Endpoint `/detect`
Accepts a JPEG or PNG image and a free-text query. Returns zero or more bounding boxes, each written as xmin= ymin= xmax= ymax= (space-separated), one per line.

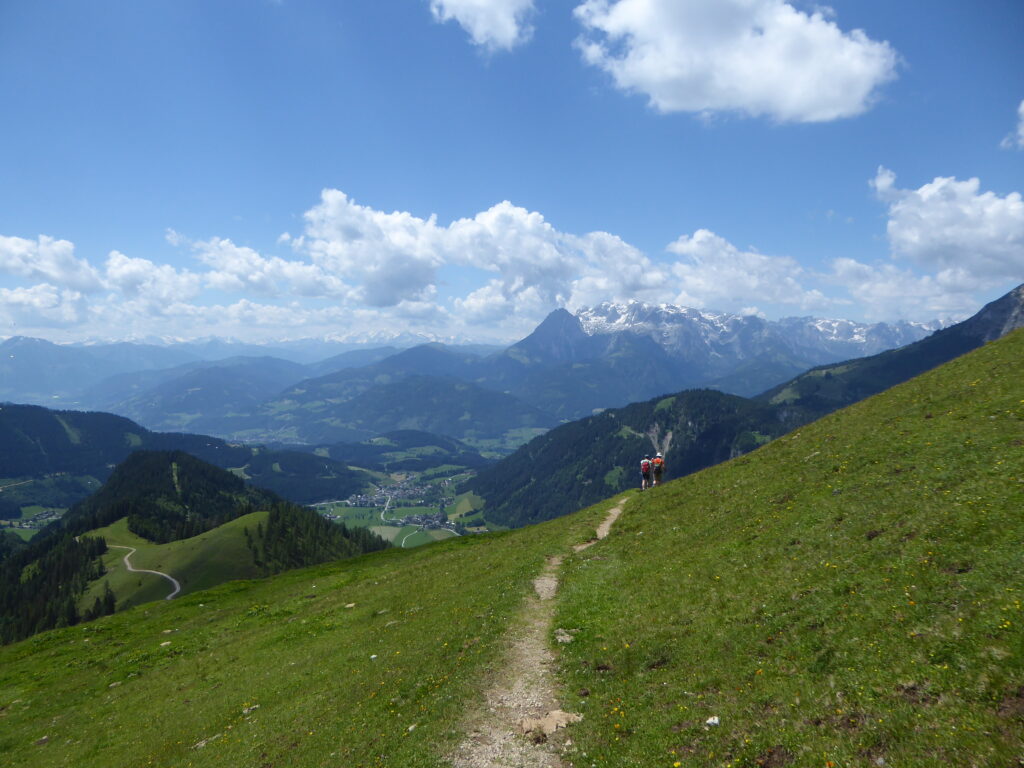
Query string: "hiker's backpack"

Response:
xmin=640 ymin=459 xmax=652 ymax=473
xmin=652 ymin=456 xmax=664 ymax=472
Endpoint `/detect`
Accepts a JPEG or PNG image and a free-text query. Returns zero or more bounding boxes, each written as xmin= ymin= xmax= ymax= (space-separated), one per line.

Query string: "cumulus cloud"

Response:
xmin=665 ymin=229 xmax=830 ymax=312
xmin=104 ymin=251 xmax=203 ymax=306
xmin=830 ymin=258 xmax=984 ymax=322
xmin=0 ymin=284 xmax=85 ymax=328
xmin=299 ymin=192 xmax=667 ymax=331
xmin=191 ymin=236 xmax=349 ymax=298
xmin=566 ymin=230 xmax=666 ymax=308
xmin=303 ymin=190 xmax=445 ymax=307
xmin=446 ymin=201 xmax=581 ymax=315
xmin=573 ymin=0 xmax=898 ymax=122
xmin=871 ymin=167 xmax=1024 ymax=281
xmin=7 ymin=172 xmax=1020 ymax=343
xmin=429 ymin=0 xmax=536 ymax=51
xmin=0 ymin=235 xmax=103 ymax=292
xmin=1000 ymin=99 xmax=1024 ymax=150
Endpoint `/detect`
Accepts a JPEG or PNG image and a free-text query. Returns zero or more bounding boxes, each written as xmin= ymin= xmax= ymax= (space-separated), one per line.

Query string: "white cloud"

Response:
xmin=665 ymin=229 xmax=830 ymax=311
xmin=830 ymin=258 xmax=984 ymax=322
xmin=303 ymin=190 xmax=445 ymax=307
xmin=429 ymin=0 xmax=536 ymax=51
xmin=0 ymin=235 xmax=103 ymax=292
xmin=6 ymin=173 xmax=1020 ymax=343
xmin=300 ymin=193 xmax=673 ymax=331
xmin=446 ymin=201 xmax=580 ymax=311
xmin=104 ymin=251 xmax=203 ymax=306
xmin=0 ymin=284 xmax=85 ymax=328
xmin=573 ymin=0 xmax=898 ymax=122
xmin=1000 ymin=99 xmax=1024 ymax=150
xmin=871 ymin=167 xmax=1024 ymax=281
xmin=191 ymin=237 xmax=349 ymax=298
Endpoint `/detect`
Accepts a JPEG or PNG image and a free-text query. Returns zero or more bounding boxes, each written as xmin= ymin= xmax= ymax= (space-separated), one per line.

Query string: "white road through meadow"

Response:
xmin=108 ymin=545 xmax=181 ymax=600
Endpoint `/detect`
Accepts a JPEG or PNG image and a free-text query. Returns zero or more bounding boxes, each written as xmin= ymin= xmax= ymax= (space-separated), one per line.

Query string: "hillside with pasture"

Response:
xmin=0 ymin=451 xmax=387 ymax=644
xmin=0 ymin=326 xmax=1019 ymax=767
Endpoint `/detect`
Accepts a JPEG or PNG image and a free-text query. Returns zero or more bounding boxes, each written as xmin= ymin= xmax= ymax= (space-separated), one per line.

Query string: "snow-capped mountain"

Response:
xmin=569 ymin=301 xmax=940 ymax=395
xmin=578 ymin=302 xmax=935 ymax=362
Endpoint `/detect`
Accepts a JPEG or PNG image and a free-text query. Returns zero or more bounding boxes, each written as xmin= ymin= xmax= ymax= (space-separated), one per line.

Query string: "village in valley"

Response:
xmin=312 ymin=471 xmax=487 ymax=548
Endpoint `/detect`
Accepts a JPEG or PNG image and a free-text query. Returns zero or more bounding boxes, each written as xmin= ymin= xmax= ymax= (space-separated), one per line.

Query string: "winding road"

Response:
xmin=108 ymin=545 xmax=181 ymax=600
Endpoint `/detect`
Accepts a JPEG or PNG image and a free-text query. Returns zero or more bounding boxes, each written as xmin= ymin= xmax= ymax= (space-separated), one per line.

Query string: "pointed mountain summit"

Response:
xmin=505 ymin=308 xmax=598 ymax=365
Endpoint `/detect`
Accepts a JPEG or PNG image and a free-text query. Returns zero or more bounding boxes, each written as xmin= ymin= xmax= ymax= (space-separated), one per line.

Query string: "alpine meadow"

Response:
xmin=2 ymin=2 xmax=1023 ymax=767
xmin=1 ymin=326 xmax=1021 ymax=767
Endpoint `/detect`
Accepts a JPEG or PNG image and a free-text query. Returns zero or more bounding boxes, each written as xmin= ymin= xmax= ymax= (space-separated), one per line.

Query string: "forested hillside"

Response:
xmin=314 ymin=429 xmax=491 ymax=473
xmin=0 ymin=451 xmax=387 ymax=644
xmin=253 ymin=372 xmax=557 ymax=446
xmin=0 ymin=530 xmax=26 ymax=561
xmin=0 ymin=404 xmax=371 ymax=511
xmin=467 ymin=389 xmax=787 ymax=528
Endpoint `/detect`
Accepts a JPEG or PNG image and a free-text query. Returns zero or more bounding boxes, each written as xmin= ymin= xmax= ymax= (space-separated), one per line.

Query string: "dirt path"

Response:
xmin=108 ymin=545 xmax=182 ymax=600
xmin=449 ymin=497 xmax=628 ymax=768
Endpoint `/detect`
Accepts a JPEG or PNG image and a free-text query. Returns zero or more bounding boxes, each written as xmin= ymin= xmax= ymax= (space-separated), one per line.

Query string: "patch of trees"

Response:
xmin=64 ymin=450 xmax=275 ymax=544
xmin=0 ymin=529 xmax=27 ymax=561
xmin=0 ymin=497 xmax=21 ymax=520
xmin=0 ymin=534 xmax=110 ymax=644
xmin=245 ymin=503 xmax=389 ymax=576
xmin=241 ymin=451 xmax=370 ymax=504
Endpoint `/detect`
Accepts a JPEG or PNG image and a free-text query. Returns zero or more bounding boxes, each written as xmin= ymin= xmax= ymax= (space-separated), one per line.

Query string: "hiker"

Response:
xmin=652 ymin=452 xmax=665 ymax=486
xmin=640 ymin=455 xmax=652 ymax=490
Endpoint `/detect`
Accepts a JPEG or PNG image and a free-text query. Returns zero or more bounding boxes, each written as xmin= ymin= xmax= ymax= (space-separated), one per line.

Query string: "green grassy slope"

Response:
xmin=80 ymin=513 xmax=270 ymax=611
xmin=0 ymin=499 xmax=609 ymax=768
xmin=1 ymin=330 xmax=1020 ymax=768
xmin=554 ymin=329 xmax=1023 ymax=766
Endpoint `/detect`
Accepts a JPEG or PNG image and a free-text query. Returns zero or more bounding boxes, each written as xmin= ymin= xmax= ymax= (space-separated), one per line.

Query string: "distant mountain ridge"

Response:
xmin=573 ymin=301 xmax=938 ymax=394
xmin=469 ymin=283 xmax=1024 ymax=527
xmin=0 ymin=404 xmax=373 ymax=509
xmin=757 ymin=283 xmax=1024 ymax=419
xmin=578 ymin=301 xmax=935 ymax=352
xmin=1 ymin=301 xmax=943 ymax=449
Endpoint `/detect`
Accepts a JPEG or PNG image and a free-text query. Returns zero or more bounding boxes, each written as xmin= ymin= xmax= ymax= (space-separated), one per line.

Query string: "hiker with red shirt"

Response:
xmin=640 ymin=455 xmax=652 ymax=490
xmin=651 ymin=452 xmax=665 ymax=486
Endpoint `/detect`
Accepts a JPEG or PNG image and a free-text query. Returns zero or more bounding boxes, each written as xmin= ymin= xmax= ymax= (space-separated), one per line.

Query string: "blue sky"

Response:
xmin=1 ymin=0 xmax=1022 ymax=343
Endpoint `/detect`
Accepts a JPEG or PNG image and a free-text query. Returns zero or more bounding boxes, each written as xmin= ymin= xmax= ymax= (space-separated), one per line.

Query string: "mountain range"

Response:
xmin=0 ymin=303 xmax=939 ymax=451
xmin=468 ymin=284 xmax=1024 ymax=526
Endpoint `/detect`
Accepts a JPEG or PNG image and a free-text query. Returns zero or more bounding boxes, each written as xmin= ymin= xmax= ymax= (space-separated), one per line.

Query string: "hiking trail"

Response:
xmin=450 ymin=497 xmax=628 ymax=768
